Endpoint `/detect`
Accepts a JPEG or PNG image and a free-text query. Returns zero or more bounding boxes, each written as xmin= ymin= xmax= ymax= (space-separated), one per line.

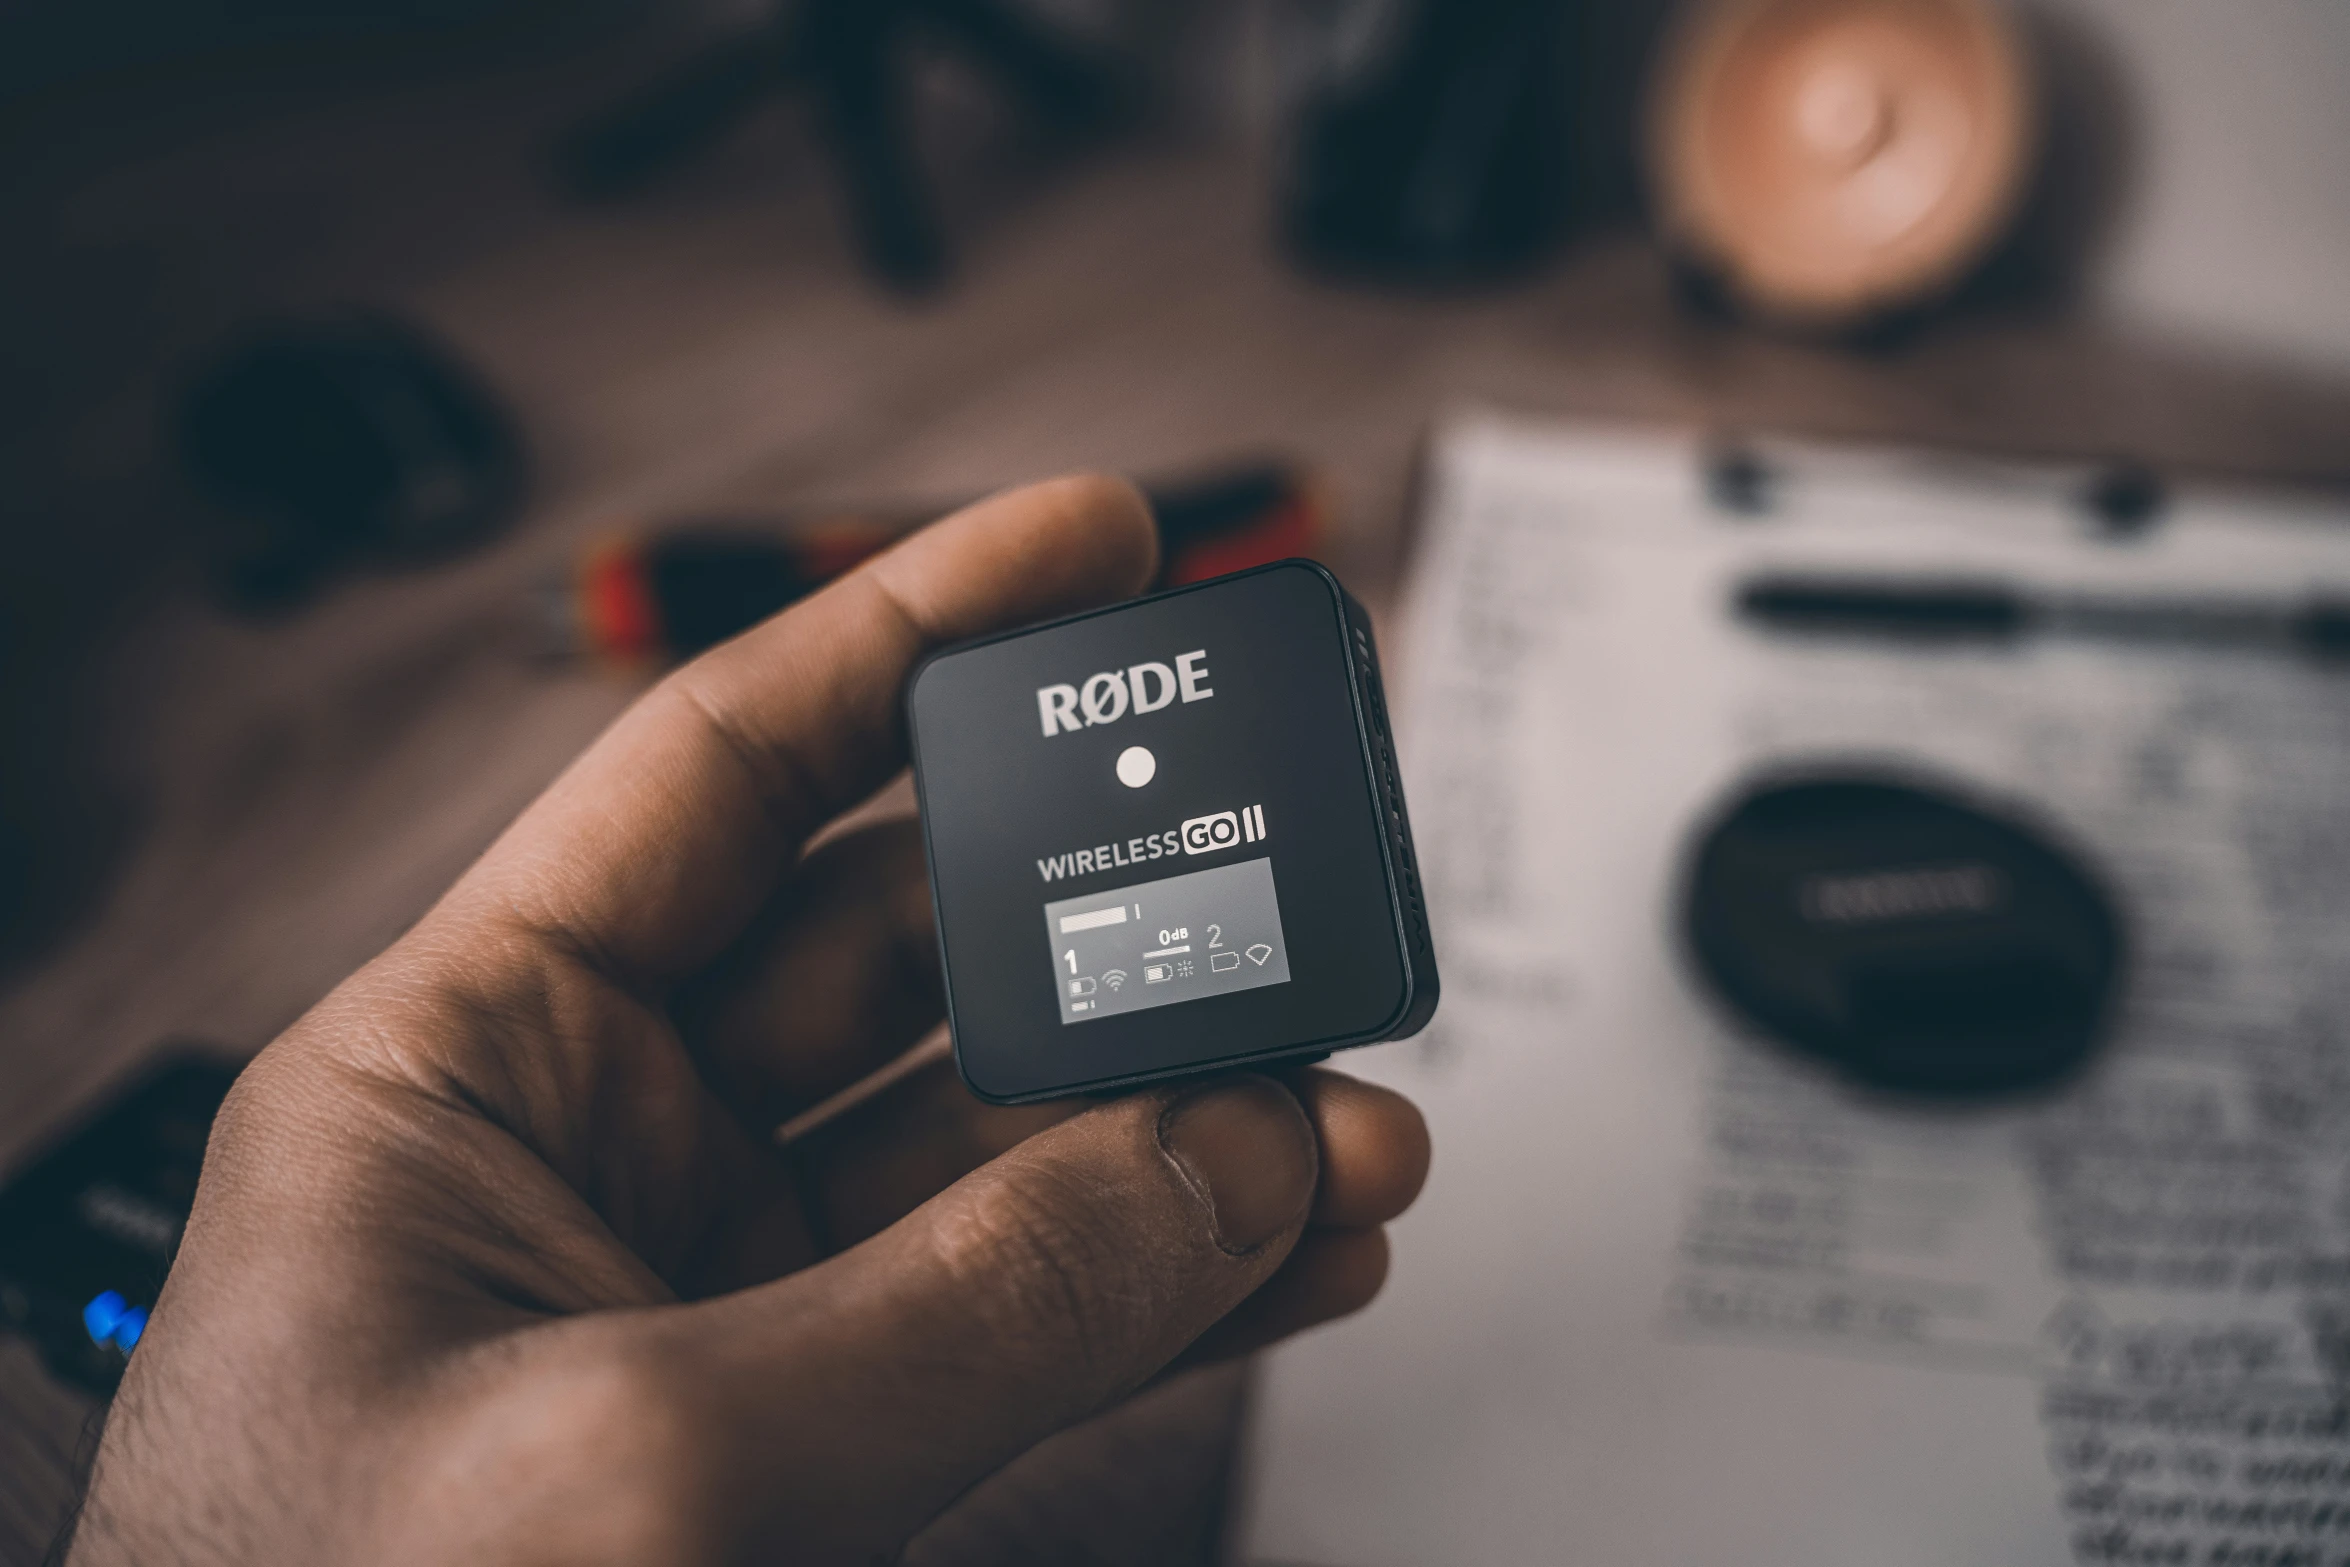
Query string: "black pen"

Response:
xmin=1735 ymin=575 xmax=2350 ymax=659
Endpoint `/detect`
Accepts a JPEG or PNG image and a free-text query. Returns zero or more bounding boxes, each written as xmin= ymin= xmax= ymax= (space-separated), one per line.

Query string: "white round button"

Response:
xmin=1115 ymin=745 xmax=1156 ymax=788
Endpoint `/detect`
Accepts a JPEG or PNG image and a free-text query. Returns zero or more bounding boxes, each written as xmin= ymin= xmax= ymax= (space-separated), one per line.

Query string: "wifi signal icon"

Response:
xmin=1102 ymin=970 xmax=1128 ymax=992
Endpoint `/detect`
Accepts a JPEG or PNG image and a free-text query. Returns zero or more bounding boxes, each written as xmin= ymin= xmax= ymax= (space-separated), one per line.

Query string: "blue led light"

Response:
xmin=83 ymin=1290 xmax=128 ymax=1346
xmin=81 ymin=1291 xmax=148 ymax=1353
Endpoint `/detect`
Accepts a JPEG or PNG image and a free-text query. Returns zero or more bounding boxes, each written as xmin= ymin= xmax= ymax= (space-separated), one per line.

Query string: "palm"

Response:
xmin=381 ymin=816 xmax=1057 ymax=1323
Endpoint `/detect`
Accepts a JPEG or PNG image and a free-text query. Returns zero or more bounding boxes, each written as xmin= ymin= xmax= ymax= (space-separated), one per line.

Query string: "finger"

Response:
xmin=683 ymin=818 xmax=944 ymax=1127
xmin=444 ymin=476 xmax=1156 ymax=984
xmin=791 ymin=1053 xmax=1081 ymax=1250
xmin=668 ymin=1075 xmax=1318 ymax=1559
xmin=785 ymin=1065 xmax=1413 ymax=1357
xmin=793 ymin=1060 xmax=1429 ymax=1258
xmin=1288 ymin=1068 xmax=1431 ymax=1228
xmin=1169 ymin=1226 xmax=1391 ymax=1369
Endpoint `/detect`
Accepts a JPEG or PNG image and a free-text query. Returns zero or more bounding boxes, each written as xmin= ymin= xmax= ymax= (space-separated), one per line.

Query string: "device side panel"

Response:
xmin=1339 ymin=590 xmax=1440 ymax=1039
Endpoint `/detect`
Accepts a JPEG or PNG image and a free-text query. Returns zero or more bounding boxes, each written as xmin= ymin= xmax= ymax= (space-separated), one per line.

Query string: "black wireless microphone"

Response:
xmin=909 ymin=561 xmax=1438 ymax=1103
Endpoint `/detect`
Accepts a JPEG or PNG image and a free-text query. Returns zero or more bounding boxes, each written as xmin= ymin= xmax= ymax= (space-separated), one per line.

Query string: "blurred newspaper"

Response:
xmin=1241 ymin=413 xmax=2350 ymax=1567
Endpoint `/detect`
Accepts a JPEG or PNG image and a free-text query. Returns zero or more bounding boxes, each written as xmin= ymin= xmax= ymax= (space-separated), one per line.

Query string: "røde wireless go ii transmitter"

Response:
xmin=909 ymin=560 xmax=1439 ymax=1103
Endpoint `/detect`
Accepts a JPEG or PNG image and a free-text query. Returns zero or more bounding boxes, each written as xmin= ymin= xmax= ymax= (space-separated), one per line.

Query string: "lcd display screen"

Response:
xmin=1043 ymin=857 xmax=1292 ymax=1024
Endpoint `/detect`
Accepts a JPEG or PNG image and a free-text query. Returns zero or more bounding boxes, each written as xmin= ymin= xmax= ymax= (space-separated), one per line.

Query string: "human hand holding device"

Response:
xmin=68 ymin=477 xmax=1429 ymax=1565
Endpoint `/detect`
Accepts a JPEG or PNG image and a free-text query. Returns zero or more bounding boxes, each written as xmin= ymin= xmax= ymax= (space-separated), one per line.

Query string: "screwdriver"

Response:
xmin=545 ymin=460 xmax=1328 ymax=666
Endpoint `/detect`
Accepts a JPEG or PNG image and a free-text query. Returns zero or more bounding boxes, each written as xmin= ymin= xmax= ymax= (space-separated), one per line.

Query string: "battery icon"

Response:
xmin=1143 ymin=963 xmax=1173 ymax=984
xmin=1210 ymin=950 xmax=1241 ymax=972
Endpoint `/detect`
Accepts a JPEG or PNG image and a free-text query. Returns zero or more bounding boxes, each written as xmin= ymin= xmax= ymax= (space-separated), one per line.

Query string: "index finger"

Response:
xmin=444 ymin=475 xmax=1156 ymax=984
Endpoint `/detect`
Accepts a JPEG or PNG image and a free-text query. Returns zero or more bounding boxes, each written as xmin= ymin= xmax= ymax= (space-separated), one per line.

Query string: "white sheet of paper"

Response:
xmin=1239 ymin=414 xmax=2350 ymax=1567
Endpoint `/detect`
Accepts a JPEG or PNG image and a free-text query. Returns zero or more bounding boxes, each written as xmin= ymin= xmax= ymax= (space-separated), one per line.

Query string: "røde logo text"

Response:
xmin=1037 ymin=650 xmax=1212 ymax=737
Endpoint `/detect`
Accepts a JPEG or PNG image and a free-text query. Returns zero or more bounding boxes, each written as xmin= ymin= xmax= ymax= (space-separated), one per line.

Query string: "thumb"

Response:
xmin=681 ymin=1075 xmax=1317 ymax=1558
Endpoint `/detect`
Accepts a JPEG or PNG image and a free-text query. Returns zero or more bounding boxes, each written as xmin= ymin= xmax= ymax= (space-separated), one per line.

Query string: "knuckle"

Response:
xmin=931 ymin=1168 xmax=1157 ymax=1382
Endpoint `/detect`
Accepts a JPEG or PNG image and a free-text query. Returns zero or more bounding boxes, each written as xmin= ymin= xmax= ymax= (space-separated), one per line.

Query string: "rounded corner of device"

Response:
xmin=1360 ymin=964 xmax=1434 ymax=1044
xmin=1383 ymin=969 xmax=1441 ymax=1042
xmin=948 ymin=1036 xmax=1026 ymax=1107
xmin=1260 ymin=555 xmax=1349 ymax=601
xmin=904 ymin=642 xmax=961 ymax=713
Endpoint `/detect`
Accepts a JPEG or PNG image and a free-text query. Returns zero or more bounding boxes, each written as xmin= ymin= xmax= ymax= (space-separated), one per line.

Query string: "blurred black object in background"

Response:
xmin=177 ymin=310 xmax=526 ymax=614
xmin=1736 ymin=574 xmax=2350 ymax=658
xmin=554 ymin=0 xmax=1123 ymax=291
xmin=0 ymin=0 xmax=585 ymax=112
xmin=0 ymin=1054 xmax=236 ymax=1396
xmin=1282 ymin=0 xmax=1574 ymax=286
xmin=1683 ymin=773 xmax=2124 ymax=1097
xmin=2079 ymin=461 xmax=2164 ymax=534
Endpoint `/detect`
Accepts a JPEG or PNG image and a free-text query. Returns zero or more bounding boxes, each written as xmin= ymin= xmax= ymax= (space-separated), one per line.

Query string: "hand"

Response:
xmin=70 ymin=477 xmax=1430 ymax=1566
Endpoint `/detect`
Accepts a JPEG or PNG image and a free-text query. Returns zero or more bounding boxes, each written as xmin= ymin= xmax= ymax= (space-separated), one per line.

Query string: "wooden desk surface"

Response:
xmin=4 ymin=86 xmax=2347 ymax=1561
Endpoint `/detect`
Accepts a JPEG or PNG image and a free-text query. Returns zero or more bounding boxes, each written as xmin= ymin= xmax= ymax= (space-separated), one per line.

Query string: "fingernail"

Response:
xmin=1158 ymin=1076 xmax=1317 ymax=1253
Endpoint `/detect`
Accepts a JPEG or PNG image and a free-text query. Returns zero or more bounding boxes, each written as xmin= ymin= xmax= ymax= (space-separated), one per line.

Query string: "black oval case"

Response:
xmin=1682 ymin=772 xmax=2124 ymax=1097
